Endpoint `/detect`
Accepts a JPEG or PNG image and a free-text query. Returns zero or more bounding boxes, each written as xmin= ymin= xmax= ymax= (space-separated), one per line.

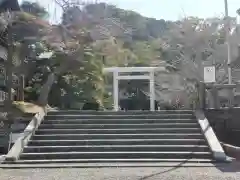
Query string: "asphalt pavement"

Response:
xmin=1 ymin=162 xmax=240 ymax=180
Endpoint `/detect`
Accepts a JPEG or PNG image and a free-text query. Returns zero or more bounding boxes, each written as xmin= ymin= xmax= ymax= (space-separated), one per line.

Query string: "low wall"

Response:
xmin=205 ymin=108 xmax=240 ymax=146
xmin=0 ymin=114 xmax=32 ymax=153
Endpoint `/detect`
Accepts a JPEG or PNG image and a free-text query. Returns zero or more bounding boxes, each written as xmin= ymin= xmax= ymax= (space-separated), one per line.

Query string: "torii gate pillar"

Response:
xmin=104 ymin=67 xmax=159 ymax=111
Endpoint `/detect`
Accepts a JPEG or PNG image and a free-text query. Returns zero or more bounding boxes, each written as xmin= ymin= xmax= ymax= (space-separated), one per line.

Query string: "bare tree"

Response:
xmin=36 ymin=0 xmax=132 ymax=106
xmin=161 ymin=17 xmax=240 ymax=83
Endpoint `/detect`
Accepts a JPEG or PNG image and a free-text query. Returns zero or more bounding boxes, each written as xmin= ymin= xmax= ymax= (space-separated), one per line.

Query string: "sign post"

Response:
xmin=204 ymin=66 xmax=216 ymax=83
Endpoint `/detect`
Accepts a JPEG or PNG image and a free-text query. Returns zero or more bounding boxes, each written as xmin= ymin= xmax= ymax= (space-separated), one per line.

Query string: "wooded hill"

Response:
xmin=0 ymin=1 xmax=240 ymax=109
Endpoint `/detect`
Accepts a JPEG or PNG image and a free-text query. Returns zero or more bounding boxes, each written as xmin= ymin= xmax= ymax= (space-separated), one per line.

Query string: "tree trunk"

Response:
xmin=37 ymin=62 xmax=69 ymax=106
xmin=37 ymin=73 xmax=55 ymax=106
xmin=6 ymin=24 xmax=13 ymax=111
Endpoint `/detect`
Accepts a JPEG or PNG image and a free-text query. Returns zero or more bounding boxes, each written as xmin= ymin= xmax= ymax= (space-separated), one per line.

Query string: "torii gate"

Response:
xmin=104 ymin=67 xmax=164 ymax=111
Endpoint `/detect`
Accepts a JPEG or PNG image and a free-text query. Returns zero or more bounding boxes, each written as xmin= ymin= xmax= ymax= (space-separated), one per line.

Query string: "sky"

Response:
xmin=18 ymin=0 xmax=240 ymax=24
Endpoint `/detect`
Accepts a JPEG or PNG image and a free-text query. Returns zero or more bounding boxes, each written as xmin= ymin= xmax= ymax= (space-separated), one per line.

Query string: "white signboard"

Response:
xmin=204 ymin=66 xmax=216 ymax=83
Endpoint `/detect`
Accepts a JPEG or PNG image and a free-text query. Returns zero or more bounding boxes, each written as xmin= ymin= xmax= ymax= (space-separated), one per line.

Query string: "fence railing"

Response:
xmin=197 ymin=82 xmax=238 ymax=110
xmin=0 ymin=90 xmax=7 ymax=103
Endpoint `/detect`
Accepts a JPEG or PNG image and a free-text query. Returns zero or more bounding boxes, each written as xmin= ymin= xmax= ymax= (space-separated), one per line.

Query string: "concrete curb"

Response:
xmin=4 ymin=108 xmax=47 ymax=161
xmin=195 ymin=110 xmax=227 ymax=161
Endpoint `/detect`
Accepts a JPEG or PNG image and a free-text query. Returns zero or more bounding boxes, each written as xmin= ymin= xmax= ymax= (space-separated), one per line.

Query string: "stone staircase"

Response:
xmin=2 ymin=110 xmax=218 ymax=167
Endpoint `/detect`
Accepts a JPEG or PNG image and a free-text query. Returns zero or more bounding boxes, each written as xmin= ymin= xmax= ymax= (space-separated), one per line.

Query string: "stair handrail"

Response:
xmin=195 ymin=110 xmax=227 ymax=161
xmin=4 ymin=107 xmax=47 ymax=161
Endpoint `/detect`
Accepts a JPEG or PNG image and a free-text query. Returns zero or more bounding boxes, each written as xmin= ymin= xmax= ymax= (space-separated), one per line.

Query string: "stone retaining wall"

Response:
xmin=205 ymin=108 xmax=240 ymax=146
xmin=0 ymin=115 xmax=32 ymax=153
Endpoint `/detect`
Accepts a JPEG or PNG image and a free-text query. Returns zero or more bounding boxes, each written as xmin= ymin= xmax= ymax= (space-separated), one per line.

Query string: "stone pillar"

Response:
xmin=19 ymin=75 xmax=24 ymax=101
xmin=150 ymin=71 xmax=155 ymax=111
xmin=228 ymin=88 xmax=234 ymax=108
xmin=113 ymin=71 xmax=119 ymax=111
xmin=199 ymin=81 xmax=206 ymax=110
xmin=212 ymin=86 xmax=220 ymax=109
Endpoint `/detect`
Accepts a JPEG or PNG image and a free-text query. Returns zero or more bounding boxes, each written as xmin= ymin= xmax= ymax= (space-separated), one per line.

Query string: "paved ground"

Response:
xmin=1 ymin=162 xmax=240 ymax=180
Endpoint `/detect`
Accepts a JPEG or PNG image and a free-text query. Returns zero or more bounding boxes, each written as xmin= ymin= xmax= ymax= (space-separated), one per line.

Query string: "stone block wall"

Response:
xmin=0 ymin=114 xmax=32 ymax=153
xmin=205 ymin=108 xmax=240 ymax=146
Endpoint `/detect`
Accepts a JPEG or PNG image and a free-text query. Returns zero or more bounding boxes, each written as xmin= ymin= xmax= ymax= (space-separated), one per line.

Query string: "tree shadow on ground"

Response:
xmin=137 ymin=161 xmax=198 ymax=180
xmin=137 ymin=161 xmax=240 ymax=180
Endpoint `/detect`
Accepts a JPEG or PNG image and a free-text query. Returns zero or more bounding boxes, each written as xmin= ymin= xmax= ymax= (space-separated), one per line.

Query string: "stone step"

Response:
xmin=44 ymin=114 xmax=195 ymax=120
xmin=48 ymin=110 xmax=194 ymax=115
xmin=20 ymin=151 xmax=212 ymax=160
xmin=32 ymin=133 xmax=204 ymax=140
xmin=5 ymin=158 xmax=214 ymax=164
xmin=35 ymin=128 xmax=201 ymax=135
xmin=28 ymin=139 xmax=207 ymax=146
xmin=42 ymin=119 xmax=196 ymax=124
xmin=23 ymin=145 xmax=210 ymax=153
xmin=0 ymin=162 xmax=219 ymax=168
xmin=39 ymin=123 xmax=199 ymax=129
xmin=5 ymin=110 xmax=215 ymax=166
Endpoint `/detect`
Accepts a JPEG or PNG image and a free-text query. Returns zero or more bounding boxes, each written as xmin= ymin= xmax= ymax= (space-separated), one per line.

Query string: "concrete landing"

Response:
xmin=1 ymin=162 xmax=240 ymax=180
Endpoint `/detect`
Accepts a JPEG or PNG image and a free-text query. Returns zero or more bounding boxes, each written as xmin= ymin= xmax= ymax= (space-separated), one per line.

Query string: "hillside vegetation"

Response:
xmin=0 ymin=1 xmax=240 ymax=110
